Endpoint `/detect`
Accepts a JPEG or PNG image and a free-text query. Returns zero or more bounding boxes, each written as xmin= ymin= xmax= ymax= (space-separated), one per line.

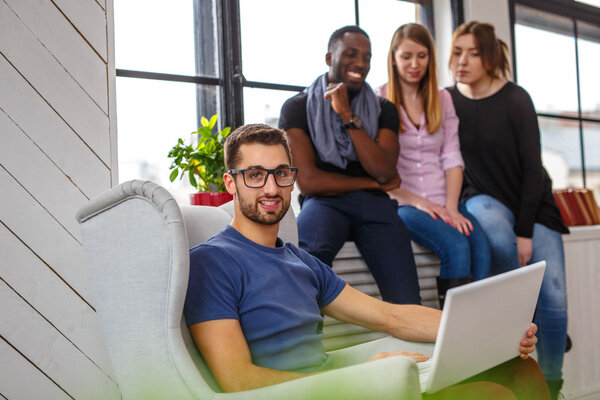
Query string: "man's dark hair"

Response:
xmin=224 ymin=124 xmax=292 ymax=170
xmin=327 ymin=25 xmax=370 ymax=53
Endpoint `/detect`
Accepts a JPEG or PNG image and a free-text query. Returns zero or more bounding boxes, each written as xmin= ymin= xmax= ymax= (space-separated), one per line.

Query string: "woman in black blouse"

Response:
xmin=447 ymin=21 xmax=568 ymax=399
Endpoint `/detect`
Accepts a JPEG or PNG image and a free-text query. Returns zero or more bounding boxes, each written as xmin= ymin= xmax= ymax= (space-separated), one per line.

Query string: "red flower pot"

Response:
xmin=190 ymin=192 xmax=233 ymax=207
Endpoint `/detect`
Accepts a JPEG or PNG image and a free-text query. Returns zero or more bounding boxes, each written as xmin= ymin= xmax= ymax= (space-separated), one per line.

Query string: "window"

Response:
xmin=238 ymin=0 xmax=421 ymax=128
xmin=114 ymin=0 xmax=428 ymax=204
xmin=513 ymin=1 xmax=600 ymax=200
xmin=114 ymin=0 xmax=221 ymax=203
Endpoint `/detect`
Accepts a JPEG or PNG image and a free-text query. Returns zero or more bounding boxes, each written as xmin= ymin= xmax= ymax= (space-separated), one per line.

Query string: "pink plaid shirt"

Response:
xmin=376 ymin=86 xmax=464 ymax=206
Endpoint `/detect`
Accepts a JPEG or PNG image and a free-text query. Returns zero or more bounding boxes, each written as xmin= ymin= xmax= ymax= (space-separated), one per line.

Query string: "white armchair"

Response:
xmin=76 ymin=180 xmax=431 ymax=400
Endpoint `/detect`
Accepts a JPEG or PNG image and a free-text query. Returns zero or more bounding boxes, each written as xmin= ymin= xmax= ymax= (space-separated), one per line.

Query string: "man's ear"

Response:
xmin=325 ymin=52 xmax=332 ymax=67
xmin=224 ymin=172 xmax=237 ymax=195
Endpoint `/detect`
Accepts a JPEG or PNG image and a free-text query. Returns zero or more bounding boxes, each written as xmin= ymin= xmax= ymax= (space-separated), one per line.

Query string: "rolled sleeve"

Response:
xmin=439 ymin=89 xmax=464 ymax=171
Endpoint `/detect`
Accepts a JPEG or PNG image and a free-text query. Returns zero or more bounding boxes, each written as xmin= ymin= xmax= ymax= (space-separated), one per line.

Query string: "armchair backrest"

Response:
xmin=76 ymin=180 xmax=223 ymax=399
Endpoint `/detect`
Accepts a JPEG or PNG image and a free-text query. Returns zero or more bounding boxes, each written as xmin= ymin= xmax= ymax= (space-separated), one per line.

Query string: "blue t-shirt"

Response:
xmin=184 ymin=225 xmax=346 ymax=372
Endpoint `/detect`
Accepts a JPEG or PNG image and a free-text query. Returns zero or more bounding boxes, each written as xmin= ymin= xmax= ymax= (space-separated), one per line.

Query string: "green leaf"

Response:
xmin=201 ymin=116 xmax=209 ymax=127
xmin=169 ymin=169 xmax=178 ymax=182
xmin=209 ymin=114 xmax=218 ymax=129
xmin=189 ymin=173 xmax=198 ymax=189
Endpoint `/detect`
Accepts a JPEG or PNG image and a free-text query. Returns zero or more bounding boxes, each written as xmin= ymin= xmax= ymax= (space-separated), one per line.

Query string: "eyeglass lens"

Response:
xmin=243 ymin=168 xmax=296 ymax=188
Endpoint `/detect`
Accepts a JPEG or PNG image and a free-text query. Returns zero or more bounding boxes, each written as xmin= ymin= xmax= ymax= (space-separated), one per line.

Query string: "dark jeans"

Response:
xmin=424 ymin=357 xmax=550 ymax=400
xmin=297 ymin=191 xmax=421 ymax=304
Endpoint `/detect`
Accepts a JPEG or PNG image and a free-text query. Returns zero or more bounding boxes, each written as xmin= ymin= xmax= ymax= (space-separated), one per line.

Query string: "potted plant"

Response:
xmin=168 ymin=114 xmax=233 ymax=206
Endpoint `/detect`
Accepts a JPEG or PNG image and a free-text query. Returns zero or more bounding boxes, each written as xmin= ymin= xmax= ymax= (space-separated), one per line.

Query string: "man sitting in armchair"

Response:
xmin=183 ymin=123 xmax=549 ymax=399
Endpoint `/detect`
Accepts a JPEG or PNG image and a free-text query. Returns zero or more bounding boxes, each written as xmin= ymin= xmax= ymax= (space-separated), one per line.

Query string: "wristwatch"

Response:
xmin=343 ymin=114 xmax=362 ymax=130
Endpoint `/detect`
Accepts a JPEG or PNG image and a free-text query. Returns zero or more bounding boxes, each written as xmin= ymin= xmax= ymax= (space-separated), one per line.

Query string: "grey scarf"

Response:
xmin=305 ymin=73 xmax=381 ymax=169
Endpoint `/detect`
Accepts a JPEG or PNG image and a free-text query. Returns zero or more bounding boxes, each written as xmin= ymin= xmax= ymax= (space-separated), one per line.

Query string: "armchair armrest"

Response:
xmin=216 ymin=355 xmax=421 ymax=400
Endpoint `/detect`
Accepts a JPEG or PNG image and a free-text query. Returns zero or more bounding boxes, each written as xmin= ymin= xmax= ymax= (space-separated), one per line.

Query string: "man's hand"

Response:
xmin=324 ymin=82 xmax=352 ymax=122
xmin=366 ymin=351 xmax=429 ymax=364
xmin=516 ymin=236 xmax=533 ymax=266
xmin=519 ymin=323 xmax=538 ymax=359
xmin=379 ymin=174 xmax=401 ymax=191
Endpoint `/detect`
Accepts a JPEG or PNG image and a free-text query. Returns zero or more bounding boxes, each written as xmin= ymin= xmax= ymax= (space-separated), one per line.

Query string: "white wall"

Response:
xmin=0 ymin=0 xmax=119 ymax=398
xmin=433 ymin=0 xmax=455 ymax=87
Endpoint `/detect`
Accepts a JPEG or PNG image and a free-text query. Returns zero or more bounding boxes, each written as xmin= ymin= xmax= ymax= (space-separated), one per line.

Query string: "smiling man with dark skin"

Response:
xmin=279 ymin=26 xmax=422 ymax=305
xmin=183 ymin=124 xmax=549 ymax=399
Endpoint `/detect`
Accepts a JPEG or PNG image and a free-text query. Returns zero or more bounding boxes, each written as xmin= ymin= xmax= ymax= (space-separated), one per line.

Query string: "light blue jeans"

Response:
xmin=397 ymin=203 xmax=491 ymax=281
xmin=466 ymin=194 xmax=568 ymax=381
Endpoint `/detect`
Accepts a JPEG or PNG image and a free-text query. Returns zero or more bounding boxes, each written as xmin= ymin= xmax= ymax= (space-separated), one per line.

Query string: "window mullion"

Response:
xmin=220 ymin=0 xmax=244 ymax=128
xmin=573 ymin=19 xmax=587 ymax=186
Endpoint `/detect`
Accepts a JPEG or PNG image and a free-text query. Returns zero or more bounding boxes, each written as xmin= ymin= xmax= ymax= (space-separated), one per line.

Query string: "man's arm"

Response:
xmin=189 ymin=319 xmax=309 ymax=392
xmin=286 ymin=127 xmax=382 ymax=197
xmin=325 ymin=82 xmax=399 ymax=183
xmin=321 ymin=284 xmax=440 ymax=342
xmin=322 ymin=285 xmax=539 ymax=358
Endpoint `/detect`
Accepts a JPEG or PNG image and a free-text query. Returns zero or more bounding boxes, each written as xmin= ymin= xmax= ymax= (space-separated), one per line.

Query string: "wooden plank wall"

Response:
xmin=0 ymin=0 xmax=119 ymax=398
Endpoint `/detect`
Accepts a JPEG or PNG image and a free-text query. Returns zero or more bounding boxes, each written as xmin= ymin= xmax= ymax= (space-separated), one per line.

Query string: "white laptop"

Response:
xmin=419 ymin=261 xmax=546 ymax=394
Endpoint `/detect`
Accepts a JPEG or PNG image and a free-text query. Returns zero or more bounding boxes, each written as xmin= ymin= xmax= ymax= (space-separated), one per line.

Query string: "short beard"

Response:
xmin=237 ymin=194 xmax=290 ymax=225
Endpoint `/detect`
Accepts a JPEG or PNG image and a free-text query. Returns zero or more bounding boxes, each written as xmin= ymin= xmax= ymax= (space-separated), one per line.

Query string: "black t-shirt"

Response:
xmin=278 ymin=92 xmax=400 ymax=179
xmin=447 ymin=82 xmax=567 ymax=236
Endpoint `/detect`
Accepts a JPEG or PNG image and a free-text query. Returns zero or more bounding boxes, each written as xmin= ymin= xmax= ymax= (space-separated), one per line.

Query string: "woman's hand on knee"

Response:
xmin=416 ymin=200 xmax=450 ymax=223
xmin=447 ymin=209 xmax=474 ymax=235
xmin=516 ymin=236 xmax=533 ymax=266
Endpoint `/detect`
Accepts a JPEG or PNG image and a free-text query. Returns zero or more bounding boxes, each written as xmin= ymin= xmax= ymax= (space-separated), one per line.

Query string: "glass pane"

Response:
xmin=539 ymin=117 xmax=584 ymax=189
xmin=359 ymin=0 xmax=417 ymax=89
xmin=114 ymin=0 xmax=196 ymax=76
xmin=243 ymin=87 xmax=300 ymax=126
xmin=583 ymin=122 xmax=600 ymax=200
xmin=515 ymin=22 xmax=579 ymax=115
xmin=116 ymin=77 xmax=216 ymax=205
xmin=577 ymin=21 xmax=600 ymax=119
xmin=239 ymin=0 xmax=355 ymax=87
xmin=575 ymin=0 xmax=600 ymax=7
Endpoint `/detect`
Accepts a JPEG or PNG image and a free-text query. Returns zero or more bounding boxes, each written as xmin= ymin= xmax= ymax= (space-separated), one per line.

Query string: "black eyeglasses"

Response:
xmin=228 ymin=167 xmax=298 ymax=188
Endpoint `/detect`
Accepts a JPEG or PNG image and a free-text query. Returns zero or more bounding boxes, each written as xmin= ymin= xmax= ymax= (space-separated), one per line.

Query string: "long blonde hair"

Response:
xmin=386 ymin=23 xmax=442 ymax=134
xmin=449 ymin=21 xmax=511 ymax=80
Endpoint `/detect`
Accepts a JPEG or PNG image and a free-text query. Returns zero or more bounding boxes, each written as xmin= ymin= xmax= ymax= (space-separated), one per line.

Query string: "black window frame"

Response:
xmin=116 ymin=0 xmax=434 ymax=131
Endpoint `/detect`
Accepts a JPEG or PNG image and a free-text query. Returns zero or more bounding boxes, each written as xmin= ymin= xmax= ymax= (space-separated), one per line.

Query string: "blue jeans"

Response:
xmin=397 ymin=203 xmax=491 ymax=281
xmin=466 ymin=194 xmax=568 ymax=381
xmin=297 ymin=191 xmax=421 ymax=304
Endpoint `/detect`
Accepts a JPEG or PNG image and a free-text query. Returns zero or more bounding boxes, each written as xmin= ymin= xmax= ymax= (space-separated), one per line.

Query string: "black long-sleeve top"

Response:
xmin=448 ymin=82 xmax=568 ymax=237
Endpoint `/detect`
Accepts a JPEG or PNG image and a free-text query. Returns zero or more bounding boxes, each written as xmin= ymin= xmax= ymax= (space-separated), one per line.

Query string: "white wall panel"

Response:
xmin=0 ymin=0 xmax=110 ymax=164
xmin=0 ymin=0 xmax=117 ymax=396
xmin=0 ymin=225 xmax=114 ymax=377
xmin=4 ymin=0 xmax=108 ymax=113
xmin=562 ymin=227 xmax=600 ymax=399
xmin=52 ymin=0 xmax=108 ymax=62
xmin=0 ymin=166 xmax=91 ymax=303
xmin=0 ymin=282 xmax=120 ymax=400
xmin=0 ymin=56 xmax=110 ymax=199
xmin=0 ymin=111 xmax=88 ymax=239
xmin=0 ymin=338 xmax=70 ymax=400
